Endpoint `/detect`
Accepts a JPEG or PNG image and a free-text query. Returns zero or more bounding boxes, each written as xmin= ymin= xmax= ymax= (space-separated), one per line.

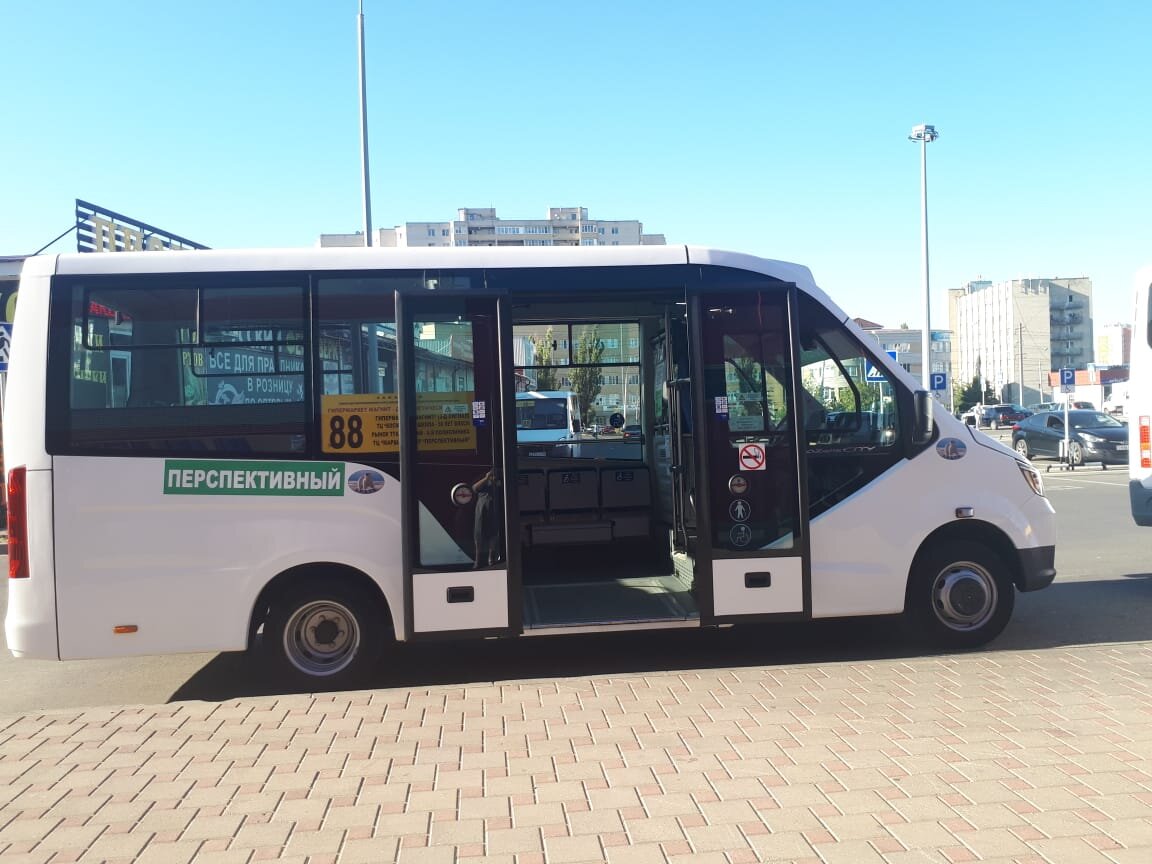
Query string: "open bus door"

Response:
xmin=397 ymin=281 xmax=521 ymax=639
xmin=688 ymin=282 xmax=811 ymax=623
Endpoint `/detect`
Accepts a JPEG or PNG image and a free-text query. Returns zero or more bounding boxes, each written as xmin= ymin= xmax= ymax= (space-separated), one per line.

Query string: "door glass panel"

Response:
xmin=315 ymin=277 xmax=405 ymax=459
xmin=700 ymin=291 xmax=799 ymax=552
xmin=409 ymin=300 xmax=504 ymax=570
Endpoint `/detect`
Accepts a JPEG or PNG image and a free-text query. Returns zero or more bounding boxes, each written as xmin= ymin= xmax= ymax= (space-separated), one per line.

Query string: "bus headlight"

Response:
xmin=1018 ymin=461 xmax=1045 ymax=497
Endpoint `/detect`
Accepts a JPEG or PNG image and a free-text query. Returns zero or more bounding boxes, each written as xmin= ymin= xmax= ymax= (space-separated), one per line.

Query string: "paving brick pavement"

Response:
xmin=0 ymin=642 xmax=1149 ymax=863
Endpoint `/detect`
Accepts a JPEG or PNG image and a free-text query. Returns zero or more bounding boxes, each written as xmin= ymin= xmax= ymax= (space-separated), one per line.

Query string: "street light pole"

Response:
xmin=358 ymin=1 xmax=373 ymax=247
xmin=909 ymin=124 xmax=939 ymax=391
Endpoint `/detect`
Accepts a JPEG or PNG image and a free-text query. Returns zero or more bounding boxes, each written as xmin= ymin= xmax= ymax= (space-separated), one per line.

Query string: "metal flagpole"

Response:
xmin=909 ymin=124 xmax=939 ymax=391
xmin=358 ymin=1 xmax=373 ymax=246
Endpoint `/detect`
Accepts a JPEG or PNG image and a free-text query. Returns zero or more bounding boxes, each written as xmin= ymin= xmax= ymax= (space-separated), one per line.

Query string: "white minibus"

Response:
xmin=4 ymin=246 xmax=1057 ymax=684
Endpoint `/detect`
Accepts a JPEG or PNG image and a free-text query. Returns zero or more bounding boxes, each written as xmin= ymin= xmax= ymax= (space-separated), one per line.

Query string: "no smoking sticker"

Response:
xmin=738 ymin=443 xmax=767 ymax=471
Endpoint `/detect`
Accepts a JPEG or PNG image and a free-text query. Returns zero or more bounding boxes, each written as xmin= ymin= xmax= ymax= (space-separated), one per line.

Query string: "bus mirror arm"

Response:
xmin=912 ymin=390 xmax=934 ymax=446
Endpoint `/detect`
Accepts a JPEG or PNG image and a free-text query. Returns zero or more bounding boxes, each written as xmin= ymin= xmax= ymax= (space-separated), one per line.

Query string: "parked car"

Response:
xmin=1011 ymin=410 xmax=1128 ymax=466
xmin=622 ymin=423 xmax=643 ymax=441
xmin=1027 ymin=402 xmax=1061 ymax=413
xmin=975 ymin=404 xmax=1030 ymax=430
xmin=1104 ymin=389 xmax=1128 ymax=416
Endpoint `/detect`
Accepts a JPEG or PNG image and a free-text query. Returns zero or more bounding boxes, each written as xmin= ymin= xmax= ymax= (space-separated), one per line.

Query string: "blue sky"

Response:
xmin=2 ymin=2 xmax=1148 ymax=329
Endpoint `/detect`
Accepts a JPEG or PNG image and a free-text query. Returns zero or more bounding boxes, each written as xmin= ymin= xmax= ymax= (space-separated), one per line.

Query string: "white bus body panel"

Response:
xmin=413 ymin=570 xmax=509 ymax=632
xmin=3 ymin=257 xmax=59 ymax=658
xmin=51 ymin=457 xmax=408 ymax=659
xmin=808 ymin=415 xmax=1056 ymax=618
xmin=1129 ymin=266 xmax=1152 ymax=524
xmin=712 ymin=558 xmax=803 ymax=616
xmin=3 ymin=256 xmax=53 ymax=473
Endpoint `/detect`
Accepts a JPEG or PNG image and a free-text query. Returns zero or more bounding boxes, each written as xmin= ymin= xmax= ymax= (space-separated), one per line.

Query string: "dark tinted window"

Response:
xmin=51 ymin=278 xmax=308 ymax=455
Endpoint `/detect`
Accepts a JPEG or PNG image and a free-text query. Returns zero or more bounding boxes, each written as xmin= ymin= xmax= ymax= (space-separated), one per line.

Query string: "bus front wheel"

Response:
xmin=906 ymin=540 xmax=1015 ymax=649
xmin=262 ymin=579 xmax=385 ymax=685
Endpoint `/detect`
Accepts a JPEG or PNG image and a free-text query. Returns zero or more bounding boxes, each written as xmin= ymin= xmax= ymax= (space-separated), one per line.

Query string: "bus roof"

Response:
xmin=42 ymin=244 xmax=816 ymax=290
xmin=26 ymin=244 xmax=854 ymax=336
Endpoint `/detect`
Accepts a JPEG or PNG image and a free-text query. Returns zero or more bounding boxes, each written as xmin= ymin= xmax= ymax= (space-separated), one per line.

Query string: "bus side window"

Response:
xmin=58 ymin=281 xmax=309 ymax=455
xmin=798 ymin=295 xmax=903 ymax=517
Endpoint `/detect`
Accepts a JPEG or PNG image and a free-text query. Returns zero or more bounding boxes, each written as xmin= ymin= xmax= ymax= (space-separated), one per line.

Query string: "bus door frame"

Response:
xmin=687 ymin=276 xmax=812 ymax=625
xmin=396 ymin=277 xmax=522 ymax=641
xmin=661 ymin=310 xmax=694 ymax=555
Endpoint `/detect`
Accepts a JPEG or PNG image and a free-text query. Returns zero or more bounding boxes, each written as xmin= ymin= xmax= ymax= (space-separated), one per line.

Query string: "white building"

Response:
xmin=320 ymin=207 xmax=665 ymax=249
xmin=947 ymin=277 xmax=1093 ymax=407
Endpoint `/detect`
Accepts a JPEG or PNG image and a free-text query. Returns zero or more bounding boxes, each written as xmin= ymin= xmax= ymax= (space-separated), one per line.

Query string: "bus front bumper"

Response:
xmin=1017 ymin=545 xmax=1056 ymax=592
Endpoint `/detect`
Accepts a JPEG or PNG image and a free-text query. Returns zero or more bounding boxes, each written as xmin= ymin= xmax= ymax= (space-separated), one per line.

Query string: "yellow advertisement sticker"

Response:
xmin=321 ymin=392 xmax=477 ymax=454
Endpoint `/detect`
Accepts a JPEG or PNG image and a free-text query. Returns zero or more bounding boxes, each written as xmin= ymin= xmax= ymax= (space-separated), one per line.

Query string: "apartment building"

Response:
xmin=947 ymin=277 xmax=1093 ymax=407
xmin=320 ymin=206 xmax=665 ymax=249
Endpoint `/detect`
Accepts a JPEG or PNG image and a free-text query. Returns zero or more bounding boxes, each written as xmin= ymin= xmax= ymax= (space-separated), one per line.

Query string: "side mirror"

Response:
xmin=572 ymin=418 xmax=582 ymax=433
xmin=912 ymin=390 xmax=934 ymax=445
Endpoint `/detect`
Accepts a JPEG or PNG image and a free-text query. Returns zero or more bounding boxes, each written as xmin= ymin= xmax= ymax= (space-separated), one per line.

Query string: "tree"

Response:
xmin=569 ymin=327 xmax=605 ymax=427
xmin=957 ymin=376 xmax=983 ymax=413
xmin=529 ymin=326 xmax=558 ymax=391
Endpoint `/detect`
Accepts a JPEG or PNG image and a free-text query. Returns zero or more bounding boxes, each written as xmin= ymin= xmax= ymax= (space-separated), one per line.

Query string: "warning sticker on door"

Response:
xmin=738 ymin=443 xmax=767 ymax=471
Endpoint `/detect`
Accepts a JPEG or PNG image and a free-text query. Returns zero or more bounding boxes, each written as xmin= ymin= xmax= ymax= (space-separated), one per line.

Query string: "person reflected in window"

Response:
xmin=472 ymin=468 xmax=504 ymax=568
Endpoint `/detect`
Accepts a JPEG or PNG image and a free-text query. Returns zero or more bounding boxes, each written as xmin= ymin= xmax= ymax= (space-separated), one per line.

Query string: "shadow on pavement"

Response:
xmin=169 ymin=575 xmax=1152 ymax=703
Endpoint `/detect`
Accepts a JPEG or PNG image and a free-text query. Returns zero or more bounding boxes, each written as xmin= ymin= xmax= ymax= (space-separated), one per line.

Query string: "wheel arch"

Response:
xmin=247 ymin=563 xmax=396 ymax=651
xmin=907 ymin=519 xmax=1025 ymax=597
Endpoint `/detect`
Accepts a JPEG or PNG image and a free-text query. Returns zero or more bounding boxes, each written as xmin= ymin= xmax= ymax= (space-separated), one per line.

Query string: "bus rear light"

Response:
xmin=1141 ymin=416 xmax=1151 ymax=469
xmin=113 ymin=625 xmax=138 ymax=635
xmin=7 ymin=467 xmax=28 ymax=579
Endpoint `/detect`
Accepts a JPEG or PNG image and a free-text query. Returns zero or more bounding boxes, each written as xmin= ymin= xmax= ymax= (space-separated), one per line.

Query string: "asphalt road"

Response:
xmin=1 ymin=454 xmax=1148 ymax=714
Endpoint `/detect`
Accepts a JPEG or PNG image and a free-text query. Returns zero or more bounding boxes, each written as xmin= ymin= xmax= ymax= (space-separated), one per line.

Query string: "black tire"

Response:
xmin=905 ymin=540 xmax=1015 ymax=649
xmin=262 ymin=579 xmax=386 ymax=686
xmin=1013 ymin=438 xmax=1030 ymax=459
xmin=1068 ymin=441 xmax=1084 ymax=466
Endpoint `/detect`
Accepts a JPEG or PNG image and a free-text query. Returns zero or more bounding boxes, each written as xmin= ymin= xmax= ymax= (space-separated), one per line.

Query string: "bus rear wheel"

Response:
xmin=906 ymin=540 xmax=1015 ymax=649
xmin=262 ymin=579 xmax=385 ymax=685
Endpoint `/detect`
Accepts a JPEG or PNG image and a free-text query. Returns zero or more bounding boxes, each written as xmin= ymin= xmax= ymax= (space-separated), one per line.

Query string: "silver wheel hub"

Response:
xmin=932 ymin=562 xmax=996 ymax=631
xmin=283 ymin=600 xmax=359 ymax=676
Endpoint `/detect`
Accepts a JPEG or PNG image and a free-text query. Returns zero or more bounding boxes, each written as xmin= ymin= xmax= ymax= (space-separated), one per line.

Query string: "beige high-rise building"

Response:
xmin=320 ymin=206 xmax=665 ymax=249
xmin=947 ymin=277 xmax=1093 ymax=406
xmin=1095 ymin=323 xmax=1131 ymax=367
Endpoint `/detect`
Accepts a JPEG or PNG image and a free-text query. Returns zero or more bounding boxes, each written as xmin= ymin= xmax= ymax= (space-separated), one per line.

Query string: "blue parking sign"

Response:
xmin=1060 ymin=367 xmax=1075 ymax=393
xmin=930 ymin=372 xmax=947 ymax=391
